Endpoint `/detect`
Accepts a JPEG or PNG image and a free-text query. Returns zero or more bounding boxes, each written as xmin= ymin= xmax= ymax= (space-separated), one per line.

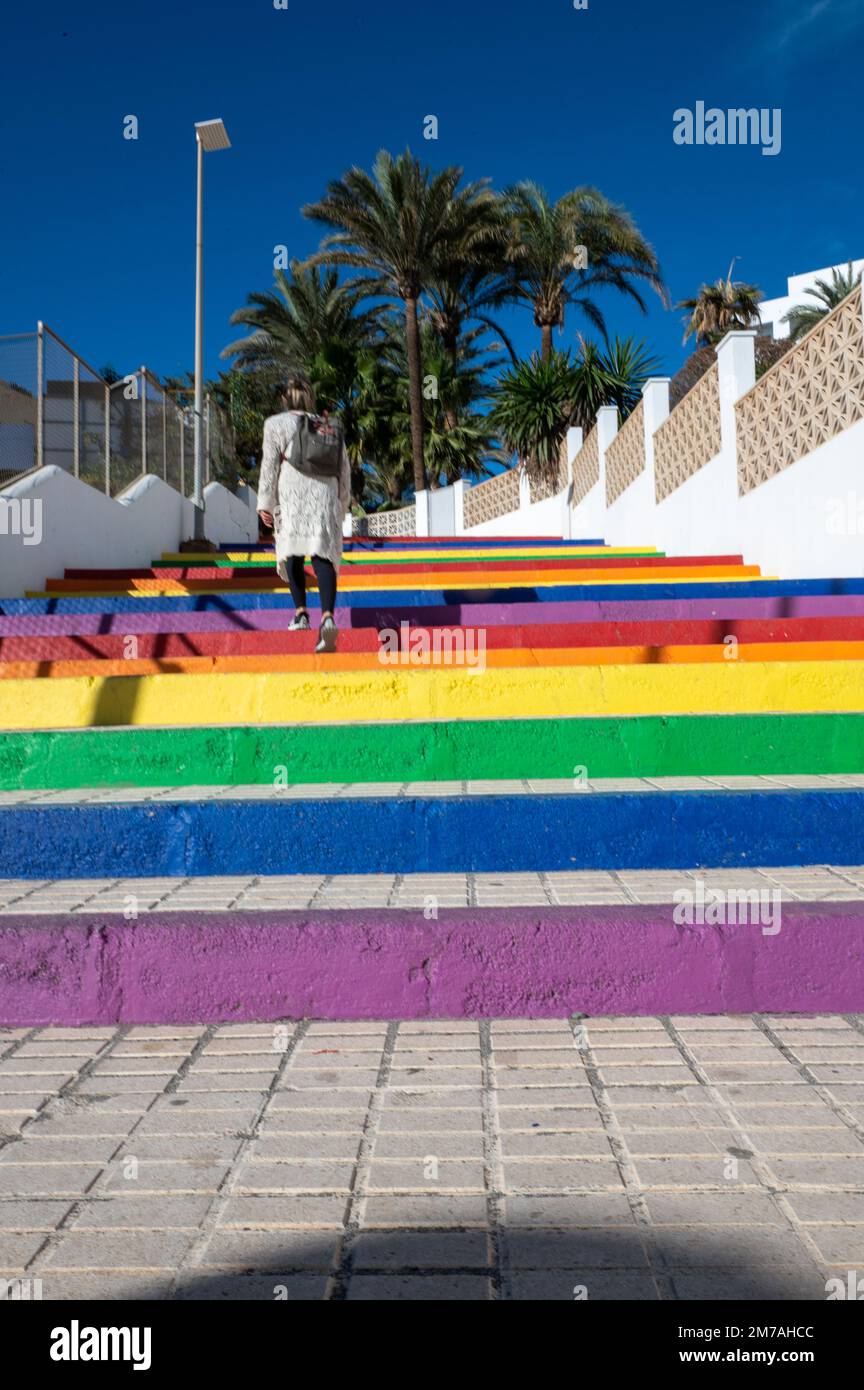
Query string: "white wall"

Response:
xmin=577 ymin=329 xmax=864 ymax=578
xmin=347 ymin=300 xmax=864 ymax=571
xmin=0 ymin=467 xmax=259 ymax=598
xmin=758 ymin=258 xmax=864 ymax=340
xmin=427 ymin=482 xmax=457 ymax=535
xmin=465 ymin=468 xmax=569 ymax=539
xmin=645 ymin=416 xmax=864 ymax=578
xmin=200 ymin=478 xmax=259 ymax=547
xmin=456 ymin=311 xmax=864 ymax=578
xmin=467 ymin=493 xmax=567 ymax=538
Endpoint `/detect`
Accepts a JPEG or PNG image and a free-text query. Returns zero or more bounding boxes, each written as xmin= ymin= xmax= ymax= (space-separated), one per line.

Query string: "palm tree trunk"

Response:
xmin=540 ymin=323 xmax=553 ymax=362
xmin=404 ymin=296 xmax=426 ymax=495
xmin=444 ymin=333 xmax=458 ymax=432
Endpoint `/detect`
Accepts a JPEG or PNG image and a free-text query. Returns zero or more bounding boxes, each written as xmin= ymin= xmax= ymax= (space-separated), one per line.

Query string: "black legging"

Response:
xmin=286 ymin=554 xmax=337 ymax=614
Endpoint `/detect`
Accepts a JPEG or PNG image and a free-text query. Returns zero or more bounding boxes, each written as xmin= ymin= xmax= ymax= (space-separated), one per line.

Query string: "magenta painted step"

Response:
xmin=2 ymin=903 xmax=863 ymax=1024
xmin=3 ymin=594 xmax=864 ymax=638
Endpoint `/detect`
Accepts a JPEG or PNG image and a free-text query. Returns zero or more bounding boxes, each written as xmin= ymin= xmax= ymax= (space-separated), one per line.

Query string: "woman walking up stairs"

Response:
xmin=256 ymin=373 xmax=351 ymax=653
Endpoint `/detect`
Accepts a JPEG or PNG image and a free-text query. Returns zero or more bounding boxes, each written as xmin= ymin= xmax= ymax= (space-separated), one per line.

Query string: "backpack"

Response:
xmin=284 ymin=412 xmax=344 ymax=480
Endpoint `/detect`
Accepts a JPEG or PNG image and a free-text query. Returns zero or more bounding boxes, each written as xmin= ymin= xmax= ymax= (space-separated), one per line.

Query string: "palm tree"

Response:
xmin=381 ymin=318 xmax=504 ymax=486
xmin=424 ymin=262 xmax=516 ymax=429
xmin=364 ymin=449 xmax=414 ymax=509
xmin=222 ymin=262 xmax=380 ymax=371
xmin=426 ymin=248 xmax=516 ymax=352
xmin=306 ymin=342 xmax=407 ymax=507
xmin=678 ymin=259 xmax=762 ymax=346
xmin=503 ymin=182 xmax=667 ymax=361
xmin=302 ymin=148 xmax=501 ymax=495
xmin=781 ymin=262 xmax=862 ymax=341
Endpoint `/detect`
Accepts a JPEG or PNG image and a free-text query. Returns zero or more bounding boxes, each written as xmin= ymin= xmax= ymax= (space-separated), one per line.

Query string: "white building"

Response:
xmin=757 ymin=257 xmax=864 ymax=339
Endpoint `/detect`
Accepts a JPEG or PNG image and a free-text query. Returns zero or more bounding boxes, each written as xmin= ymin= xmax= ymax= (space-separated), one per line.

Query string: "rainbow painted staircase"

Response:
xmin=1 ymin=532 xmax=864 ymax=1024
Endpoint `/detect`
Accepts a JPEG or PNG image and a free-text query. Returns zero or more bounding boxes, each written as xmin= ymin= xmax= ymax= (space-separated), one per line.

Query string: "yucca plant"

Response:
xmin=488 ymin=335 xmax=657 ymax=487
xmin=489 ymin=351 xmax=589 ymax=486
xmin=598 ymin=335 xmax=662 ymax=422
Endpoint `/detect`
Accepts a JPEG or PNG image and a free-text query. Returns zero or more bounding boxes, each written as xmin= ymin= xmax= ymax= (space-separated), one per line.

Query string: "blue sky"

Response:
xmin=1 ymin=0 xmax=862 ymax=385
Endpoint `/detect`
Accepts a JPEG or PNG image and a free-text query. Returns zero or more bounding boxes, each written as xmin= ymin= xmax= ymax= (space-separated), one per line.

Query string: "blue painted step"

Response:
xmin=2 ymin=788 xmax=863 ymax=877
xmin=8 ymin=577 xmax=864 ymax=617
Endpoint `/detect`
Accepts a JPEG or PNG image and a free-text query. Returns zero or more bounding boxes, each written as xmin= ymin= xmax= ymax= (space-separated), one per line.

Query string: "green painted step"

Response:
xmin=2 ymin=713 xmax=863 ymax=790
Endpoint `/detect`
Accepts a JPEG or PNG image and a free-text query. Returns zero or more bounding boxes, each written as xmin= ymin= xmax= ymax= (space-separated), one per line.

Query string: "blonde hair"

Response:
xmin=283 ymin=373 xmax=316 ymax=413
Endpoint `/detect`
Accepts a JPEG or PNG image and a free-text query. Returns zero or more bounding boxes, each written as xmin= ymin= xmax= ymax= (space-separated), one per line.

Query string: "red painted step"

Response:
xmin=4 ymin=615 xmax=864 ymax=663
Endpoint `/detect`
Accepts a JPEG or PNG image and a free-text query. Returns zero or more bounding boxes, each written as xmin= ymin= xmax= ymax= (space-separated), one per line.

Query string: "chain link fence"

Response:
xmin=0 ymin=323 xmax=233 ymax=498
xmin=0 ymin=332 xmax=40 ymax=487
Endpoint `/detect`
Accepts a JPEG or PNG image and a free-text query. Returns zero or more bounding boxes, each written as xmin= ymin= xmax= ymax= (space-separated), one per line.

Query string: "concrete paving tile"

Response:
xmin=37 ymin=1273 xmax=174 ymax=1300
xmin=352 ymin=1230 xmax=489 ymax=1269
xmin=669 ymin=1268 xmax=828 ymax=1300
xmin=508 ymin=1271 xmax=657 ymax=1300
xmin=346 ymin=1274 xmax=489 ymax=1299
xmin=505 ymin=1194 xmax=634 ymax=1227
xmin=44 ymin=1230 xmax=196 ymax=1270
xmin=197 ymin=1230 xmax=339 ymax=1270
xmin=173 ymin=1273 xmax=327 ymax=1300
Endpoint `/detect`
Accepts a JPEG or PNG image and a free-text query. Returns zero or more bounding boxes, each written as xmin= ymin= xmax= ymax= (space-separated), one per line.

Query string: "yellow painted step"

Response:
xmin=2 ymin=659 xmax=864 ymax=729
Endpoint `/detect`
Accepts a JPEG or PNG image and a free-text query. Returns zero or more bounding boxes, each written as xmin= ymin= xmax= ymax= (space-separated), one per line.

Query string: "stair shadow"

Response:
xmin=69 ymin=1223 xmax=829 ymax=1302
xmin=442 ymin=587 xmax=539 ymax=605
xmin=87 ymin=662 xmax=192 ymax=728
xmin=348 ymin=605 xmax=465 ymax=630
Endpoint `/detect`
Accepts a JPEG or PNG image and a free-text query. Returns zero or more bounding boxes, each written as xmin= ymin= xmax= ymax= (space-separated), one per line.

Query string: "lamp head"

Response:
xmin=195 ymin=119 xmax=231 ymax=152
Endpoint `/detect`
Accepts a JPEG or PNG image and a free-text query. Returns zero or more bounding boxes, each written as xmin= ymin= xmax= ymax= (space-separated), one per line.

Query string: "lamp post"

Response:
xmin=192 ymin=117 xmax=231 ymax=540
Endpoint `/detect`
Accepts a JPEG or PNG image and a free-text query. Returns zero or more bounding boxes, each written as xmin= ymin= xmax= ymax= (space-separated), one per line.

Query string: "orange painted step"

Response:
xmin=4 ymin=640 xmax=864 ymax=681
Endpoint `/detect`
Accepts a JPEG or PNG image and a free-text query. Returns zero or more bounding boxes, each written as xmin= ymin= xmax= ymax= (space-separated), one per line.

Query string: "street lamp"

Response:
xmin=192 ymin=118 xmax=231 ymax=540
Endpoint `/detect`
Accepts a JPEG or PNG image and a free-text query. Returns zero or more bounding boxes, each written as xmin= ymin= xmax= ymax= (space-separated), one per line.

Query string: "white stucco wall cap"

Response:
xmin=1 ymin=465 xmax=62 ymax=497
xmin=714 ymin=328 xmax=758 ymax=352
xmin=118 ymin=474 xmax=165 ymax=504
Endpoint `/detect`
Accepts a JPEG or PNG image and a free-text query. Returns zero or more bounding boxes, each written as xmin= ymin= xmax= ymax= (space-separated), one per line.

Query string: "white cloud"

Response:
xmin=767 ymin=0 xmax=863 ymax=55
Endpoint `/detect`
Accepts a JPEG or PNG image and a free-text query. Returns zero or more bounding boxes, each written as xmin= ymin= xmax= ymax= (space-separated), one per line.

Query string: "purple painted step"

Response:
xmin=3 ymin=594 xmax=864 ymax=638
xmin=2 ymin=903 xmax=863 ymax=1024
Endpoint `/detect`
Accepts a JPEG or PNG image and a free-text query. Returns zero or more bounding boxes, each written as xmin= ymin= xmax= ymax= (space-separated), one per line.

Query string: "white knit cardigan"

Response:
xmin=257 ymin=410 xmax=351 ymax=576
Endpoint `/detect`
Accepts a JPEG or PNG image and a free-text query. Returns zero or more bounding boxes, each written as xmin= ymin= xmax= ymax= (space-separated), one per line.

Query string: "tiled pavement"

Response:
xmin=4 ymin=773 xmax=864 ymax=807
xmin=1 ymin=1017 xmax=863 ymax=1301
xmin=4 ymin=866 xmax=864 ymax=911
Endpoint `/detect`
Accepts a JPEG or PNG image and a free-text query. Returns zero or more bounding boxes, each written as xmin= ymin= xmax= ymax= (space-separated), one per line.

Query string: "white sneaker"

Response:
xmin=315 ymin=616 xmax=338 ymax=653
xmin=288 ymin=613 xmax=310 ymax=631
